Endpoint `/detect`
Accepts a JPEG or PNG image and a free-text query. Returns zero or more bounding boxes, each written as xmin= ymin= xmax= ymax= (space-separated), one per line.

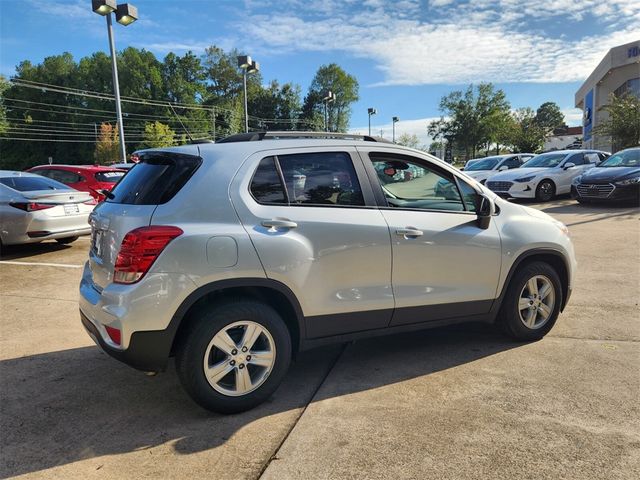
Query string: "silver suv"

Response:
xmin=80 ymin=132 xmax=577 ymax=413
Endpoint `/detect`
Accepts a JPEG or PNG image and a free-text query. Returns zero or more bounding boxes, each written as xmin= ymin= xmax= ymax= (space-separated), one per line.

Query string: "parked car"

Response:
xmin=27 ymin=165 xmax=126 ymax=202
xmin=80 ymin=132 xmax=576 ymax=413
xmin=0 ymin=171 xmax=94 ymax=247
xmin=571 ymin=147 xmax=640 ymax=205
xmin=463 ymin=154 xmax=534 ymax=184
xmin=486 ymin=150 xmax=609 ymax=201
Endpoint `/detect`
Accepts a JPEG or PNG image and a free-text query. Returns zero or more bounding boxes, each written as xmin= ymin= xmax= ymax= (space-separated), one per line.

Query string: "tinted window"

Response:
xmin=567 ymin=153 xmax=585 ymax=165
xmin=250 ymin=157 xmax=287 ymax=204
xmin=598 ymin=149 xmax=640 ymax=167
xmin=502 ymin=157 xmax=521 ymax=169
xmin=369 ymin=154 xmax=465 ymax=212
xmin=94 ymin=171 xmax=125 ymax=183
xmin=0 ymin=176 xmax=71 ymax=192
xmin=107 ymin=152 xmax=201 ymax=205
xmin=457 ymin=179 xmax=479 ymax=212
xmin=465 ymin=157 xmax=500 ymax=171
xmin=276 ymin=152 xmax=364 ymax=206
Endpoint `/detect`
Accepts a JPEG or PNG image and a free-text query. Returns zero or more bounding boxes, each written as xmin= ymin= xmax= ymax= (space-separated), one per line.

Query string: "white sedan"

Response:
xmin=0 ymin=171 xmax=94 ymax=247
xmin=485 ymin=150 xmax=609 ymax=201
xmin=463 ymin=153 xmax=535 ymax=184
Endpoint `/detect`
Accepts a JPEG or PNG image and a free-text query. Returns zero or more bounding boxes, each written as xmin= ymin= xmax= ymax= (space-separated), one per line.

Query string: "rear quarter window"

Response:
xmin=107 ymin=152 xmax=202 ymax=205
xmin=0 ymin=176 xmax=71 ymax=192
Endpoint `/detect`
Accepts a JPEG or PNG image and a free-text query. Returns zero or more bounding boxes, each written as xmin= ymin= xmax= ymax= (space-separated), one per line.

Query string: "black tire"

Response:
xmin=497 ymin=261 xmax=562 ymax=341
xmin=175 ymin=300 xmax=292 ymax=414
xmin=56 ymin=236 xmax=79 ymax=244
xmin=535 ymin=180 xmax=556 ymax=202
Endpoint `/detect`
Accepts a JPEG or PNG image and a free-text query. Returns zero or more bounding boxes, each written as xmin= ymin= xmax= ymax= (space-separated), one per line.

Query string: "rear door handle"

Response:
xmin=261 ymin=219 xmax=298 ymax=230
xmin=396 ymin=227 xmax=423 ymax=238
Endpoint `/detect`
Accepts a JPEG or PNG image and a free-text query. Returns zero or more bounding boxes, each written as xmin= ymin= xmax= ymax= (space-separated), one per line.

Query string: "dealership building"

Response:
xmin=575 ymin=40 xmax=640 ymax=152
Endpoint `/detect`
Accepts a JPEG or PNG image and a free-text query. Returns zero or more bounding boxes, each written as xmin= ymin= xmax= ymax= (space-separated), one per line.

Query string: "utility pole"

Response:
xmin=211 ymin=107 xmax=216 ymax=141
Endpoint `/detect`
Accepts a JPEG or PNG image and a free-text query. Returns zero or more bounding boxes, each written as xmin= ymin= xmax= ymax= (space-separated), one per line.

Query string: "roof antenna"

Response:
xmin=168 ymin=103 xmax=194 ymax=143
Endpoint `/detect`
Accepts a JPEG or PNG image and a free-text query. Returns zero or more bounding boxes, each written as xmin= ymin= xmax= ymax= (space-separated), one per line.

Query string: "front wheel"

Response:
xmin=497 ymin=261 xmax=562 ymax=341
xmin=535 ymin=180 xmax=555 ymax=202
xmin=175 ymin=300 xmax=292 ymax=413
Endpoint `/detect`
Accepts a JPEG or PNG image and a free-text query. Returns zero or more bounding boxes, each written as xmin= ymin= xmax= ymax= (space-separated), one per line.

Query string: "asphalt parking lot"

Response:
xmin=1 ymin=198 xmax=639 ymax=480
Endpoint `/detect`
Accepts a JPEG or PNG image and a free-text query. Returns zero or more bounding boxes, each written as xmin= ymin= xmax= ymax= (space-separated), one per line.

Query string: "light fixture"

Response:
xmin=92 ymin=0 xmax=117 ymax=15
xmin=367 ymin=108 xmax=377 ymax=136
xmin=116 ymin=3 xmax=138 ymax=25
xmin=247 ymin=61 xmax=260 ymax=74
xmin=237 ymin=55 xmax=252 ymax=69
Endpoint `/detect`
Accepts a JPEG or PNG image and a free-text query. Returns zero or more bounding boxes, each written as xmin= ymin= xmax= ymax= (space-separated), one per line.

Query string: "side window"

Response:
xmin=48 ymin=170 xmax=81 ymax=184
xmin=503 ymin=157 xmax=520 ymax=169
xmin=277 ymin=152 xmax=364 ymax=206
xmin=567 ymin=153 xmax=585 ymax=166
xmin=456 ymin=179 xmax=480 ymax=213
xmin=598 ymin=153 xmax=610 ymax=162
xmin=250 ymin=157 xmax=287 ymax=204
xmin=369 ymin=154 xmax=465 ymax=212
xmin=584 ymin=153 xmax=600 ymax=164
xmin=34 ymin=169 xmax=52 ymax=178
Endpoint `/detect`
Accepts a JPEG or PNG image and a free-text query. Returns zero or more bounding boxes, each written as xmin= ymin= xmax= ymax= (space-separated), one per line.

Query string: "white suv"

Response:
xmin=80 ymin=132 xmax=577 ymax=413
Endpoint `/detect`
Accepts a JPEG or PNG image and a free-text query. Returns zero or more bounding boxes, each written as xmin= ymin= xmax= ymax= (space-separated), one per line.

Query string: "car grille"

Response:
xmin=486 ymin=181 xmax=513 ymax=192
xmin=576 ymin=183 xmax=615 ymax=198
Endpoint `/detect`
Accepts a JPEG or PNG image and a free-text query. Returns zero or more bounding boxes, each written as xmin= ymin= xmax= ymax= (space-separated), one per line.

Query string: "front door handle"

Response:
xmin=261 ymin=218 xmax=298 ymax=230
xmin=396 ymin=227 xmax=423 ymax=238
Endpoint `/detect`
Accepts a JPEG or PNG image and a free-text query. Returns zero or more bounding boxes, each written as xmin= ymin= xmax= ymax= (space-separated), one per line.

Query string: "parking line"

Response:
xmin=0 ymin=260 xmax=83 ymax=269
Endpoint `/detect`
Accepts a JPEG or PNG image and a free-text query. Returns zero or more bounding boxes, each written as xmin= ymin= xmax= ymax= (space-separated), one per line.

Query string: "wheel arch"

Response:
xmin=491 ymin=248 xmax=570 ymax=315
xmin=168 ymin=278 xmax=305 ymax=358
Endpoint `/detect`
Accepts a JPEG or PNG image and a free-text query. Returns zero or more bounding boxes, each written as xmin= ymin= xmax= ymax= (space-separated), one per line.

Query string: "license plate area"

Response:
xmin=64 ymin=204 xmax=79 ymax=215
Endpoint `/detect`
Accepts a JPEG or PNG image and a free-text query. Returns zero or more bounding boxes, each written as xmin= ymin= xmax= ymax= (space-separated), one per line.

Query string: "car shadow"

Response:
xmin=0 ymin=241 xmax=75 ymax=260
xmin=0 ymin=323 xmax=520 ymax=477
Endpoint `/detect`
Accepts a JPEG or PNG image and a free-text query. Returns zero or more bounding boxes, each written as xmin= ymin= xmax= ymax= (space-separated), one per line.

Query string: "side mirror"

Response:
xmin=459 ymin=167 xmax=464 ymax=171
xmin=498 ymin=165 xmax=508 ymax=171
xmin=476 ymin=194 xmax=494 ymax=230
xmin=563 ymin=162 xmax=576 ymax=170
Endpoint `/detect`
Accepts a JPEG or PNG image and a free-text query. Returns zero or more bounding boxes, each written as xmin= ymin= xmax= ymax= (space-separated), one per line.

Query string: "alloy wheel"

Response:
xmin=203 ymin=321 xmax=276 ymax=397
xmin=518 ymin=275 xmax=556 ymax=329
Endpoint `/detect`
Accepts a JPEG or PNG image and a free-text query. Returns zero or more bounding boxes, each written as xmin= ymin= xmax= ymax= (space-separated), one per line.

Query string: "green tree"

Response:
xmin=162 ymin=51 xmax=206 ymax=105
xmin=593 ymin=93 xmax=640 ymax=151
xmin=140 ymin=121 xmax=176 ymax=148
xmin=396 ymin=133 xmax=421 ymax=149
xmin=535 ymin=102 xmax=565 ymax=132
xmin=0 ymin=75 xmax=9 ymax=134
xmin=94 ymin=123 xmax=120 ymax=165
xmin=301 ymin=64 xmax=359 ymax=132
xmin=428 ymin=83 xmax=511 ymax=160
xmin=509 ymin=108 xmax=546 ymax=153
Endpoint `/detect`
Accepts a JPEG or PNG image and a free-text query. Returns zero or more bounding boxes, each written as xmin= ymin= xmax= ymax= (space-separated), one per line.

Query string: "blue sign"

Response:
xmin=629 ymin=46 xmax=640 ymax=58
xmin=583 ymin=89 xmax=593 ymax=142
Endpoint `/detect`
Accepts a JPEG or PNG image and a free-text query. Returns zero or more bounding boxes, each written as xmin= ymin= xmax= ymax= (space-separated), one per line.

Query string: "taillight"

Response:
xmin=105 ymin=325 xmax=121 ymax=345
xmin=9 ymin=202 xmax=55 ymax=212
xmin=113 ymin=226 xmax=183 ymax=284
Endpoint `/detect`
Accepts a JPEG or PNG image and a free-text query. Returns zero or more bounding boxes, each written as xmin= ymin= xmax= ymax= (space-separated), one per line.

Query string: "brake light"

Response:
xmin=113 ymin=226 xmax=183 ymax=284
xmin=9 ymin=202 xmax=55 ymax=212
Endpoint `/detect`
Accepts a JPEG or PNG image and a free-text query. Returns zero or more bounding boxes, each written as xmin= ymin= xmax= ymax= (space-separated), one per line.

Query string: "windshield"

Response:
xmin=0 ymin=176 xmax=71 ymax=192
xmin=465 ymin=157 xmax=501 ymax=171
xmin=598 ymin=149 xmax=640 ymax=168
xmin=521 ymin=153 xmax=567 ymax=168
xmin=94 ymin=171 xmax=126 ymax=183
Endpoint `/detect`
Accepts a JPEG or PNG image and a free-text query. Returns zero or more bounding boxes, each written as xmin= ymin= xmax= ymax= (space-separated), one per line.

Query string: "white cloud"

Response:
xmin=238 ymin=0 xmax=640 ymax=85
xmin=562 ymin=107 xmax=583 ymax=126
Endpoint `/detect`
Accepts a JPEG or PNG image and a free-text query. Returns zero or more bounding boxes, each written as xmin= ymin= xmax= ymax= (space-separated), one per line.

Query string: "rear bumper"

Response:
xmin=81 ymin=310 xmax=173 ymax=372
xmin=4 ymin=226 xmax=91 ymax=245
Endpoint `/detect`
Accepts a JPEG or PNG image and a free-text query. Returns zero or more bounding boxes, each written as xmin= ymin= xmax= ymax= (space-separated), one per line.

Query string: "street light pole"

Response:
xmin=242 ymin=68 xmax=248 ymax=133
xmin=367 ymin=108 xmax=377 ymax=136
xmin=392 ymin=116 xmax=399 ymax=143
xmin=105 ymin=13 xmax=126 ymax=163
xmin=237 ymin=55 xmax=259 ymax=133
xmin=322 ymin=91 xmax=336 ymax=132
xmin=92 ymin=1 xmax=138 ymax=164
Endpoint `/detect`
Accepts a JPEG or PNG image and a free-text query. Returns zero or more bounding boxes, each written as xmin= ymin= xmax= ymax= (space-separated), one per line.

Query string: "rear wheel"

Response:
xmin=497 ymin=261 xmax=562 ymax=341
xmin=535 ymin=180 xmax=555 ymax=202
xmin=56 ymin=236 xmax=79 ymax=244
xmin=175 ymin=300 xmax=291 ymax=413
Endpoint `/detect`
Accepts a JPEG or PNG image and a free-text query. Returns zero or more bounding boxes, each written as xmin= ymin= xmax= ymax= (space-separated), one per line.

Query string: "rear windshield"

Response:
xmin=0 ymin=176 xmax=71 ymax=192
xmin=94 ymin=171 xmax=126 ymax=183
xmin=107 ymin=152 xmax=202 ymax=205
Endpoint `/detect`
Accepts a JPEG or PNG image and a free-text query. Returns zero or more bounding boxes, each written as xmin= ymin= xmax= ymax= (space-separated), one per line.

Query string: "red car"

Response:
xmin=26 ymin=165 xmax=126 ymax=202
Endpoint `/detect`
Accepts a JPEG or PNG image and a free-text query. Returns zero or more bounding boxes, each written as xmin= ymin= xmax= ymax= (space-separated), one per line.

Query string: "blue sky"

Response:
xmin=1 ymin=0 xmax=639 ymax=144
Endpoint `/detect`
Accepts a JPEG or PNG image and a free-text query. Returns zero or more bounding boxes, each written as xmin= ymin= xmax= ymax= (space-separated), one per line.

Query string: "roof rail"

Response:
xmin=216 ymin=131 xmax=392 ymax=144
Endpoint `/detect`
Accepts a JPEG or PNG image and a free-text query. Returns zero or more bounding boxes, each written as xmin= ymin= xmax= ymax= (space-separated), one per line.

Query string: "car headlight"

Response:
xmin=572 ymin=175 xmax=582 ymax=185
xmin=616 ymin=176 xmax=640 ymax=186
xmin=515 ymin=175 xmax=535 ymax=183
